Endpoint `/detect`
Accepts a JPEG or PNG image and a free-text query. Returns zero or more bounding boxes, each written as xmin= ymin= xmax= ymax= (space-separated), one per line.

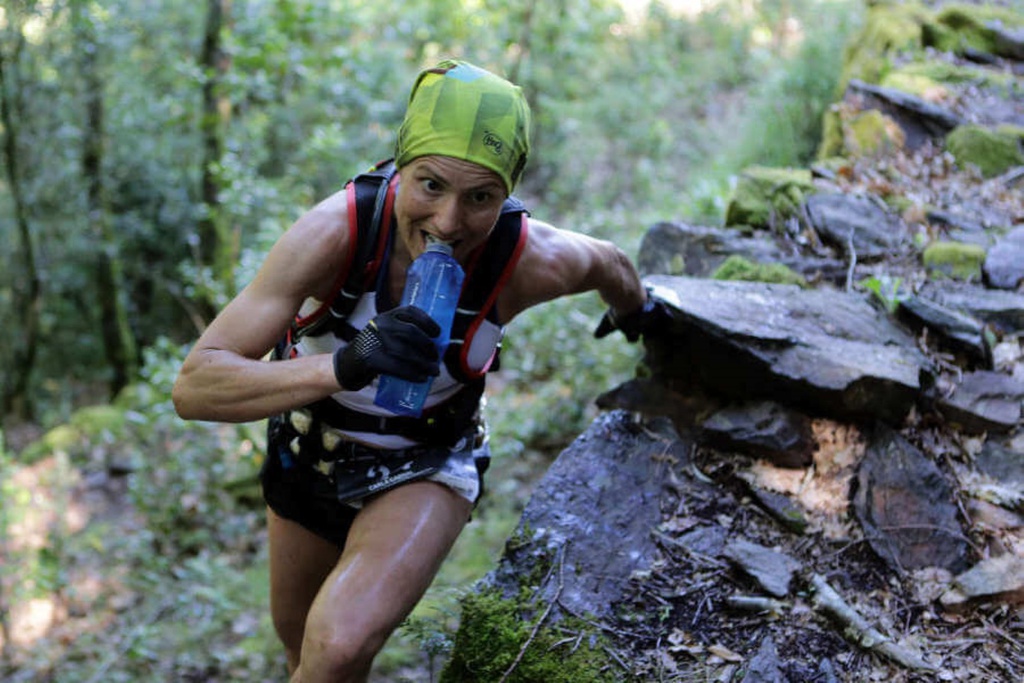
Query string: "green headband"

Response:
xmin=395 ymin=60 xmax=531 ymax=194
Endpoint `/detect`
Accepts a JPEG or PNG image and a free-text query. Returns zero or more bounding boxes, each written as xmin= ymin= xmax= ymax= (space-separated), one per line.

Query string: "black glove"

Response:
xmin=334 ymin=306 xmax=441 ymax=391
xmin=594 ymin=288 xmax=672 ymax=342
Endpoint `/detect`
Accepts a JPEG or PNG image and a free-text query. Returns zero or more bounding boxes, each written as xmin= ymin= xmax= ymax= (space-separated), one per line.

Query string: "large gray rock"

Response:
xmin=897 ymin=295 xmax=992 ymax=367
xmin=804 ymin=193 xmax=906 ymax=261
xmin=643 ymin=276 xmax=933 ymax=424
xmin=485 ymin=413 xmax=692 ymax=619
xmin=637 ymin=220 xmax=846 ymax=283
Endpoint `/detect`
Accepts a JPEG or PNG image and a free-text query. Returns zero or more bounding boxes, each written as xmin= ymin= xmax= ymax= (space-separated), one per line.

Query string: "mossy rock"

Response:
xmin=818 ymin=107 xmax=846 ymax=159
xmin=840 ymin=2 xmax=932 ymax=87
xmin=724 ymin=166 xmax=815 ymax=229
xmin=998 ymin=124 xmax=1024 ymax=143
xmin=711 ymin=255 xmax=807 ymax=287
xmin=818 ymin=103 xmax=905 ymax=159
xmin=928 ymin=3 xmax=1024 ymax=57
xmin=946 ymin=125 xmax=1024 ymax=178
xmin=879 ymin=71 xmax=947 ymax=99
xmin=813 ymin=156 xmax=852 ymax=176
xmin=844 ymin=109 xmax=906 ymax=157
xmin=922 ymin=241 xmax=987 ymax=280
xmin=440 ymin=588 xmax=619 ymax=683
xmin=885 ymin=60 xmax=1012 ymax=90
xmin=19 ymin=405 xmax=128 ymax=464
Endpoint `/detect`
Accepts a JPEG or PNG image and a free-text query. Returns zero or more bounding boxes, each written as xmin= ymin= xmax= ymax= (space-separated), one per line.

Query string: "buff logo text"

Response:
xmin=482 ymin=131 xmax=504 ymax=156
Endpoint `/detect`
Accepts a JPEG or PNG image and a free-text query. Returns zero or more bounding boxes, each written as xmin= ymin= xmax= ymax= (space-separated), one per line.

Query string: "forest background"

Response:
xmin=0 ymin=0 xmax=861 ymax=680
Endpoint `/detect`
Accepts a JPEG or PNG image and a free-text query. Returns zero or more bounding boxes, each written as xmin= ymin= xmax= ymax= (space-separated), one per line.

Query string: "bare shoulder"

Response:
xmin=498 ymin=217 xmax=620 ymax=321
xmin=259 ymin=188 xmax=352 ymax=303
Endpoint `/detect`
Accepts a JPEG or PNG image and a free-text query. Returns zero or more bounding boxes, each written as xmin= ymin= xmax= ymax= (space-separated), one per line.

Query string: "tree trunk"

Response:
xmin=196 ymin=0 xmax=235 ymax=319
xmin=0 ymin=25 xmax=41 ymax=421
xmin=74 ymin=2 xmax=139 ymax=397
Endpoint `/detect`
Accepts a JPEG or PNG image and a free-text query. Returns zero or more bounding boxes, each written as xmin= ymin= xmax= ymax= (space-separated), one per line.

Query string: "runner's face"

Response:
xmin=394 ymin=156 xmax=506 ymax=263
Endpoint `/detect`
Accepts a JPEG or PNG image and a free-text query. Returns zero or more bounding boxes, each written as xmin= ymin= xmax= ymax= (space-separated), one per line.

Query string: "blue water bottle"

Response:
xmin=374 ymin=240 xmax=465 ymax=416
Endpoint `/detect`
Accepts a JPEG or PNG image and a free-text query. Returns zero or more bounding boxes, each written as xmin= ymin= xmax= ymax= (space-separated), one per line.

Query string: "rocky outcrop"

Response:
xmin=445 ymin=3 xmax=1024 ymax=681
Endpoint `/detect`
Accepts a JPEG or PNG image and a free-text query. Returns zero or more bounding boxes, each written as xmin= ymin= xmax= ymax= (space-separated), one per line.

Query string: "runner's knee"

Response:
xmin=299 ymin=622 xmax=389 ymax=681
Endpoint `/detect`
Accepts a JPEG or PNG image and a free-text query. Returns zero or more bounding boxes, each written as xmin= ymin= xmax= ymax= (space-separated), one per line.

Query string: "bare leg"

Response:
xmin=292 ymin=481 xmax=472 ymax=683
xmin=267 ymin=507 xmax=343 ymax=673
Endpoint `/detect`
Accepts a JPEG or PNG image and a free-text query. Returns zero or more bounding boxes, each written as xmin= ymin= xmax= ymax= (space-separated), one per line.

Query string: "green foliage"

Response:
xmin=717 ymin=1 xmax=861 ymax=170
xmin=1 ymin=339 xmax=276 ymax=680
xmin=859 ymin=274 xmax=905 ymax=313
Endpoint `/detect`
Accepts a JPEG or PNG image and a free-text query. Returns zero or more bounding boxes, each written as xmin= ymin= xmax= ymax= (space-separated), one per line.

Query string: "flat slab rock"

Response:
xmin=644 ymin=276 xmax=933 ymax=424
xmin=936 ymin=370 xmax=1024 ymax=434
xmin=700 ymin=400 xmax=815 ymax=468
xmin=916 ymin=280 xmax=1024 ymax=335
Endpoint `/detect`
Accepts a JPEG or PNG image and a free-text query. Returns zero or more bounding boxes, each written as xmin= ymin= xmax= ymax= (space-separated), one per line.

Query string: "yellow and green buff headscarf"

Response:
xmin=395 ymin=60 xmax=531 ymax=194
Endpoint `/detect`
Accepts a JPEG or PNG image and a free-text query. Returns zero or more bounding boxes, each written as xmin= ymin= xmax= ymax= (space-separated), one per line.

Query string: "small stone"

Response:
xmin=941 ymin=555 xmax=1024 ymax=608
xmin=723 ymin=537 xmax=801 ymax=598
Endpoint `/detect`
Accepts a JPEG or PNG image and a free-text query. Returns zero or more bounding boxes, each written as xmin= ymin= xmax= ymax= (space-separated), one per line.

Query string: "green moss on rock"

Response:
xmin=845 ymin=109 xmax=906 ymax=157
xmin=929 ymin=4 xmax=1024 ymax=56
xmin=879 ymin=71 xmax=945 ymax=98
xmin=818 ymin=106 xmax=846 ymax=159
xmin=711 ymin=255 xmax=807 ymax=287
xmin=886 ymin=60 xmax=1012 ymax=89
xmin=922 ymin=241 xmax=987 ymax=280
xmin=998 ymin=125 xmax=1024 ymax=143
xmin=840 ymin=2 xmax=931 ymax=87
xmin=440 ymin=588 xmax=619 ymax=683
xmin=724 ymin=166 xmax=816 ymax=229
xmin=946 ymin=125 xmax=1024 ymax=178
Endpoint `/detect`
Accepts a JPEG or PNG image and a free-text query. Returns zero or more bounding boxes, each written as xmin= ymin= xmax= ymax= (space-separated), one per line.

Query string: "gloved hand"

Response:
xmin=334 ymin=306 xmax=441 ymax=391
xmin=594 ymin=288 xmax=672 ymax=342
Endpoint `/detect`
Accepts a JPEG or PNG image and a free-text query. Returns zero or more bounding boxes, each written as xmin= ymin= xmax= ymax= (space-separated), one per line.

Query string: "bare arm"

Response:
xmin=172 ymin=191 xmax=351 ymax=423
xmin=497 ymin=218 xmax=646 ymax=323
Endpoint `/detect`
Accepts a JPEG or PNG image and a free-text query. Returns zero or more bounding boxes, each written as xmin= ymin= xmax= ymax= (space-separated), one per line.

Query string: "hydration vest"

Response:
xmin=289 ymin=158 xmax=529 ymax=380
xmin=276 ymin=159 xmax=529 ymax=445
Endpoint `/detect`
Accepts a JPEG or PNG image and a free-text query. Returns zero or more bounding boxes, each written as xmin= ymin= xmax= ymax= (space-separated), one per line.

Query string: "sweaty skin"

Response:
xmin=172 ymin=155 xmax=646 ymax=682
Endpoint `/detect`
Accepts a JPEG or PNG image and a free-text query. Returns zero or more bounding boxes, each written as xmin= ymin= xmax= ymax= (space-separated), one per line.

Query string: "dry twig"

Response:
xmin=497 ymin=544 xmax=566 ymax=683
xmin=810 ymin=573 xmax=937 ymax=673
